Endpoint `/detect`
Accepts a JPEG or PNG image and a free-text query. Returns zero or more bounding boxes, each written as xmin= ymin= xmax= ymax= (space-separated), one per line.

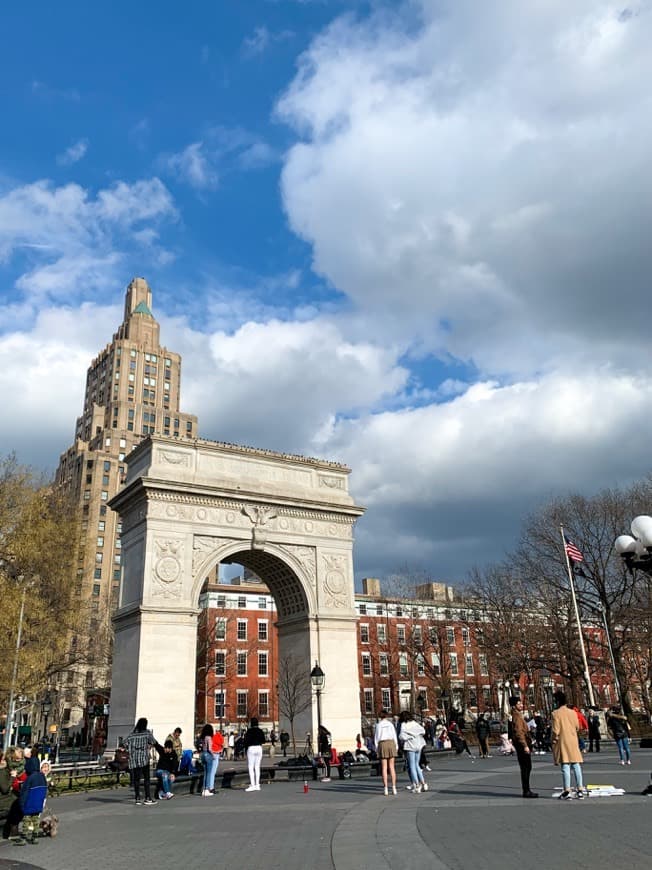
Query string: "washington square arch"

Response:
xmin=106 ymin=435 xmax=365 ymax=750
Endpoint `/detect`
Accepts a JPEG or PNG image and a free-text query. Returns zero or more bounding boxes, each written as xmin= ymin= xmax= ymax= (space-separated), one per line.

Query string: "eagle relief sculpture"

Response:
xmin=241 ymin=504 xmax=278 ymax=549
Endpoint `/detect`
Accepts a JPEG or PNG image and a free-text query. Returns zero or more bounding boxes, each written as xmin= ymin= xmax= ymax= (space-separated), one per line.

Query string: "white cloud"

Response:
xmin=164 ymin=142 xmax=219 ymax=191
xmin=0 ymin=177 xmax=176 ymax=307
xmin=277 ymin=0 xmax=652 ymax=376
xmin=56 ymin=138 xmax=88 ymax=166
xmin=242 ymin=25 xmax=294 ymax=57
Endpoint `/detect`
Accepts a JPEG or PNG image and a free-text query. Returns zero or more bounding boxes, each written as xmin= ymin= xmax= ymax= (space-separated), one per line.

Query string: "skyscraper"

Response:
xmin=55 ymin=277 xmax=197 ymax=735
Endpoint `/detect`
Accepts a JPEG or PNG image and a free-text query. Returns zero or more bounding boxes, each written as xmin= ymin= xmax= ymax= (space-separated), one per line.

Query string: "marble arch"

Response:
xmin=106 ymin=436 xmax=365 ymax=750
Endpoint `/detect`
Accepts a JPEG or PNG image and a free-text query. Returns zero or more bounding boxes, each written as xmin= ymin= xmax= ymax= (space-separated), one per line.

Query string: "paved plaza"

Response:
xmin=0 ymin=747 xmax=650 ymax=870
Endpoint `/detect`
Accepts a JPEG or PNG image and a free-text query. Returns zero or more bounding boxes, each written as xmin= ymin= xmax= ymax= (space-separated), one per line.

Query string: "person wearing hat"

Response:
xmin=509 ymin=696 xmax=538 ymax=798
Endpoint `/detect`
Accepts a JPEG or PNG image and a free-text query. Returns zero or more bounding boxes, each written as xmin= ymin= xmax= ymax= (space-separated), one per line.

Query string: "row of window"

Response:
xmin=214 ymin=594 xmax=272 ymax=611
xmin=361 ymin=651 xmax=488 ymax=678
xmin=213 ymin=689 xmax=269 ymax=719
xmin=358 ymin=603 xmax=476 ymax=621
xmin=360 ymin=623 xmax=472 ymax=646
xmin=214 ymin=618 xmax=269 ymax=642
xmin=214 ymin=650 xmax=270 ymax=677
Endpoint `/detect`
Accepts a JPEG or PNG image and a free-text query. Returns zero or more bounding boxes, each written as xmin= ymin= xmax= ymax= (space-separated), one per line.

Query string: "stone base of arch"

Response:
xmin=107 ymin=436 xmax=365 ymax=752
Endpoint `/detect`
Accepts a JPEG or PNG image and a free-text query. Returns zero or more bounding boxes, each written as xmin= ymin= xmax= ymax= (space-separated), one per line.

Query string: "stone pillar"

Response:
xmin=107 ymin=607 xmax=198 ymax=748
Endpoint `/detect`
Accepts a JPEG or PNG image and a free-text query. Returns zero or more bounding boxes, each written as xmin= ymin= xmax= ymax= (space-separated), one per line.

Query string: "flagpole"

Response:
xmin=560 ymin=525 xmax=596 ymax=707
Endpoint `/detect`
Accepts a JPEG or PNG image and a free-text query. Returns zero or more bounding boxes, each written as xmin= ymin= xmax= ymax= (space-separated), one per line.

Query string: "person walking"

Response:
xmin=199 ymin=723 xmax=217 ymax=797
xmin=374 ymin=709 xmax=398 ymax=796
xmin=244 ymin=717 xmax=266 ymax=792
xmin=317 ymin=725 xmax=333 ymax=782
xmin=606 ymin=706 xmax=631 ymax=764
xmin=280 ymin=730 xmax=290 ymax=758
xmin=552 ymin=691 xmax=585 ymax=800
xmin=509 ymin=697 xmax=538 ymax=798
xmin=125 ymin=717 xmax=157 ymax=806
xmin=475 ymin=713 xmax=491 ymax=759
xmin=398 ymin=711 xmax=427 ymax=793
xmin=587 ymin=709 xmax=601 ymax=753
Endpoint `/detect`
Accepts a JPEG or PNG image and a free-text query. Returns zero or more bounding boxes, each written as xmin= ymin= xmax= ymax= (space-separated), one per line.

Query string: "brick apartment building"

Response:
xmin=195 ymin=574 xmax=622 ymax=736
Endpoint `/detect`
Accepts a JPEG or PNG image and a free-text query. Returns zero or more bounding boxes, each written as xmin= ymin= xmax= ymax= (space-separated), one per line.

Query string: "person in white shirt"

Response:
xmin=374 ymin=709 xmax=399 ymax=796
xmin=398 ymin=711 xmax=427 ymax=793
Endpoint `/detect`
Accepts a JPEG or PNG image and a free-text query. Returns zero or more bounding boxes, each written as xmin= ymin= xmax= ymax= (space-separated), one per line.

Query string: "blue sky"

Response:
xmin=3 ymin=0 xmax=652 ymax=583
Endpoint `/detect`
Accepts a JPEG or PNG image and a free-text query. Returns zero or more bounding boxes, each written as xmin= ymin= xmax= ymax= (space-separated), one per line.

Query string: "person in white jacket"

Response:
xmin=374 ymin=709 xmax=399 ymax=796
xmin=399 ymin=711 xmax=427 ymax=793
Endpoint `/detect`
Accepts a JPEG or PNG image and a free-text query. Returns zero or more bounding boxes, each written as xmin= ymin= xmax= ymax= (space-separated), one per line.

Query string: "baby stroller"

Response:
xmin=498 ymin=733 xmax=515 ymax=756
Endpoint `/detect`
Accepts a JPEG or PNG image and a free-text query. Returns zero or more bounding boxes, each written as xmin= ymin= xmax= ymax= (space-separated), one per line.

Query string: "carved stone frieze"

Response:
xmin=282 ymin=545 xmax=317 ymax=588
xmin=318 ymin=474 xmax=345 ymax=490
xmin=152 ymin=538 xmax=184 ymax=599
xmin=321 ymin=553 xmax=350 ymax=608
xmin=157 ymin=448 xmax=191 ymax=467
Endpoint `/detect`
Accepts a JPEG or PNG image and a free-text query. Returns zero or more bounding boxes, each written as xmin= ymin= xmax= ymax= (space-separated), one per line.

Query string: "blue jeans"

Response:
xmin=156 ymin=769 xmax=172 ymax=794
xmin=202 ymin=751 xmax=220 ymax=791
xmin=615 ymin=736 xmax=630 ymax=761
xmin=405 ymin=750 xmax=425 ymax=786
xmin=561 ymin=762 xmax=583 ymax=791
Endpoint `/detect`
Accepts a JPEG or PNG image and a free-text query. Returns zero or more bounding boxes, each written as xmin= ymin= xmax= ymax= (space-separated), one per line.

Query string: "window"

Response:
xmin=399 ymin=653 xmax=409 ymax=676
xmin=215 ymin=618 xmax=226 ymax=641
xmin=364 ymin=688 xmax=374 ymax=714
xmin=95 ymin=553 xmax=103 ymax=564
xmin=217 ymin=595 xmax=226 ymax=608
xmin=258 ymin=652 xmax=268 ymax=676
xmin=396 ymin=605 xmax=403 ymax=617
xmin=479 ymin=654 xmax=488 ymax=675
xmin=114 ymin=554 xmax=121 ymax=564
xmin=377 ymin=623 xmax=386 ymax=643
xmin=449 ymin=653 xmax=458 ymax=676
xmin=258 ymin=621 xmax=268 ymax=641
xmin=413 ymin=625 xmax=422 ymax=643
xmin=465 ymin=654 xmax=474 ymax=676
xmin=94 ymin=568 xmax=102 ymax=579
xmin=381 ymin=688 xmax=391 ymax=710
xmin=360 ymin=624 xmax=369 ymax=643
xmin=215 ymin=651 xmax=226 ymax=676
xmin=446 ymin=627 xmax=455 ymax=645
xmin=113 ymin=569 xmax=121 ymax=581
xmin=359 ymin=603 xmax=367 ymax=615
xmin=362 ymin=653 xmax=372 ymax=676
xmin=380 ymin=653 xmax=389 ymax=676
xmin=258 ymin=596 xmax=267 ymax=609
xmin=237 ymin=619 xmax=247 ymax=641
xmin=238 ymin=596 xmax=246 ymax=608
xmin=237 ymin=652 xmax=247 ymax=676
xmin=397 ymin=625 xmax=406 ymax=644
xmin=83 ymin=490 xmax=91 ymax=501
xmin=92 ymin=584 xmax=101 ymax=597
xmin=97 ymin=536 xmax=104 ymax=547
xmin=103 ymin=460 xmax=111 ymax=472
xmin=237 ymin=691 xmax=248 ymax=718
xmin=416 ymin=654 xmax=425 ymax=676
xmin=462 ymin=627 xmax=470 ymax=644
xmin=258 ymin=691 xmax=269 ymax=718
xmin=431 ymin=653 xmax=441 ymax=676
xmin=214 ymin=691 xmax=225 ymax=719
xmin=98 ymin=521 xmax=105 ymax=532
xmin=101 ymin=491 xmax=108 ymax=501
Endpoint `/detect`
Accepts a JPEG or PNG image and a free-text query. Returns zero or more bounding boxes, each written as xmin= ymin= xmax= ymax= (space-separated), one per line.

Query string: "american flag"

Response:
xmin=564 ymin=536 xmax=584 ymax=563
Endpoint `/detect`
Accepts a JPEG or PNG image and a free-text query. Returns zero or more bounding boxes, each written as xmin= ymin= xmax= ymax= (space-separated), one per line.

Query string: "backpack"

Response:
xmin=211 ymin=732 xmax=224 ymax=754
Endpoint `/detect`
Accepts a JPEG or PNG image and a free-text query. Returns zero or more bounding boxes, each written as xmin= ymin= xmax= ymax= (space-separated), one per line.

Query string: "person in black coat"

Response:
xmin=243 ymin=718 xmax=266 ymax=793
xmin=475 ymin=713 xmax=491 ymax=758
xmin=154 ymin=740 xmax=179 ymax=799
xmin=588 ymin=709 xmax=601 ymax=753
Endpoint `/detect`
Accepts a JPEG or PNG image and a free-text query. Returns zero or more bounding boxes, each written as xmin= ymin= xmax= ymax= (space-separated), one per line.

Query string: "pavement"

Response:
xmin=1 ymin=746 xmax=651 ymax=870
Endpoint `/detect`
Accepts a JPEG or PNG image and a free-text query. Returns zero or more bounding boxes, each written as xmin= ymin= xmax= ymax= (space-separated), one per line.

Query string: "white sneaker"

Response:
xmin=202 ymin=789 xmax=212 ymax=797
xmin=422 ymin=782 xmax=429 ymax=792
xmin=406 ymin=784 xmax=413 ymax=791
xmin=414 ymin=784 xmax=422 ymax=793
xmin=245 ymin=785 xmax=257 ymax=792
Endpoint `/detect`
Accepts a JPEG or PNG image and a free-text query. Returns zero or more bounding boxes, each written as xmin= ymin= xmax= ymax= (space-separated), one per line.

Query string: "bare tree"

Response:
xmin=276 ymin=654 xmax=312 ymax=756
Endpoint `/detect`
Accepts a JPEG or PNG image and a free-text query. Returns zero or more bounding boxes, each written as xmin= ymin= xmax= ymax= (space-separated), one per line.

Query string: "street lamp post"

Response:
xmin=41 ymin=692 xmax=52 ymax=749
xmin=310 ymin=661 xmax=325 ymax=734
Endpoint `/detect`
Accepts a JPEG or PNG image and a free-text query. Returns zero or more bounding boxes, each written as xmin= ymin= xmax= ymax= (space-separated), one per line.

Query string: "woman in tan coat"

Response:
xmin=552 ymin=690 xmax=585 ymax=800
